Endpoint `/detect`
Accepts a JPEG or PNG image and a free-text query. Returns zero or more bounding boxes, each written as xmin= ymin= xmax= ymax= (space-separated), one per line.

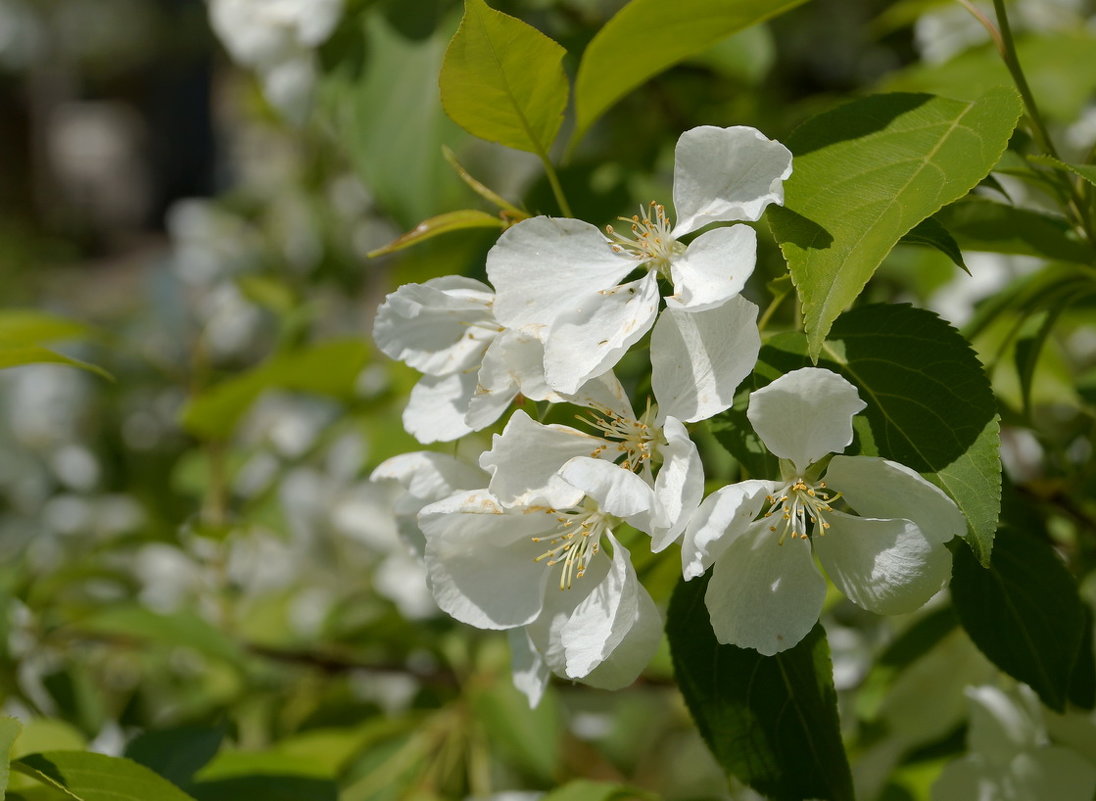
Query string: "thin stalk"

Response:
xmin=539 ymin=154 xmax=574 ymax=217
xmin=758 ymin=285 xmax=791 ymax=331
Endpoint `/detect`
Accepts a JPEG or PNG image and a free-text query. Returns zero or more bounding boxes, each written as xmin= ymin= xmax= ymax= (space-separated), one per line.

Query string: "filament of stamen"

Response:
xmin=763 ymin=479 xmax=841 ymax=544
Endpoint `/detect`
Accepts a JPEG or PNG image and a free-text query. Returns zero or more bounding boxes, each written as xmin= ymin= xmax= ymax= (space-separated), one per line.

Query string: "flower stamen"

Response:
xmin=605 ymin=201 xmax=685 ymax=276
xmin=763 ymin=479 xmax=841 ymax=544
xmin=532 ymin=510 xmax=610 ymax=589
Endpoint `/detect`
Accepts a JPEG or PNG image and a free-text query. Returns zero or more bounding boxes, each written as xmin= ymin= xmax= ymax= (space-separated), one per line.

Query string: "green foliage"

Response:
xmin=13 ymin=752 xmax=197 ymax=801
xmin=898 ymin=217 xmax=968 ymax=274
xmin=181 ymin=340 xmax=370 ymax=440
xmin=0 ymin=718 xmax=22 ymax=800
xmin=542 ymin=779 xmax=654 ymax=801
xmin=0 ymin=310 xmax=109 ymax=379
xmin=440 ymin=0 xmax=568 ymax=157
xmin=667 ymin=572 xmax=853 ymax=801
xmin=951 ymin=514 xmax=1095 ymax=712
xmin=770 ymin=88 xmax=1022 ymax=358
xmin=570 ymin=0 xmax=809 ymax=149
xmin=124 ymin=726 xmax=224 ymax=790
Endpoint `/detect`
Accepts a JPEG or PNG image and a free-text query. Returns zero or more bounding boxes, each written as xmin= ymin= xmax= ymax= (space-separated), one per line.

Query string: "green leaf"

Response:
xmin=70 ymin=606 xmax=246 ymax=667
xmin=542 ymin=780 xmax=653 ymax=801
xmin=951 ymin=528 xmax=1089 ymax=712
xmin=935 ymin=198 xmax=1092 ymax=265
xmin=898 ymin=216 xmax=968 ymax=274
xmin=0 ymin=311 xmax=110 ymax=380
xmin=124 ymin=727 xmax=224 ymax=789
xmin=759 ymin=304 xmax=1001 ymax=564
xmin=189 ymin=776 xmax=336 ymax=801
xmin=0 ymin=718 xmax=23 ymax=800
xmin=473 ymin=680 xmax=559 ymax=784
xmin=181 ymin=340 xmax=369 ymax=440
xmin=367 ymin=210 xmax=506 ymax=257
xmin=13 ymin=752 xmax=197 ymax=801
xmin=1030 ymin=154 xmax=1096 ymax=188
xmin=570 ymin=0 xmax=808 ymax=149
xmin=769 ymin=88 xmax=1022 ymax=358
xmin=667 ymin=573 xmax=853 ymax=801
xmin=439 ymin=0 xmax=568 ymax=156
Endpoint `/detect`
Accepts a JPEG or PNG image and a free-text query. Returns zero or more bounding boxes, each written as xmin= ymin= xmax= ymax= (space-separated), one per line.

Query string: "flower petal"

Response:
xmin=814 ymin=511 xmax=951 ymax=616
xmin=563 ymin=370 xmax=635 ymax=420
xmin=403 ymin=372 xmax=478 ymax=444
xmin=965 ymin=685 xmax=1044 ymax=761
xmin=544 ymin=273 xmax=661 ymax=394
xmin=706 ymin=521 xmax=825 ymax=654
xmin=420 ymin=490 xmax=552 ymax=629
xmin=509 ymin=629 xmax=550 ymax=708
xmin=825 ymin=455 xmax=965 ymax=545
xmin=372 ymin=276 xmax=496 ymax=375
xmin=479 ymin=409 xmax=601 ymax=509
xmin=671 ymin=125 xmax=794 ymax=236
xmin=746 ymin=367 xmax=866 ymax=473
xmin=649 ymin=416 xmax=705 ymax=552
xmin=651 ymin=295 xmax=760 ymax=423
xmin=559 ymin=456 xmax=654 ymax=520
xmin=488 ymin=216 xmax=636 ymax=331
xmin=666 ymin=225 xmax=756 ymax=311
xmin=580 ymin=581 xmax=662 ymax=690
xmin=681 ymin=480 xmax=776 ymax=579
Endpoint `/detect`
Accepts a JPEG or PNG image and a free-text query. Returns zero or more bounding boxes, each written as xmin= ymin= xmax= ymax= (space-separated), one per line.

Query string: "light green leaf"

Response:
xmin=439 ymin=0 xmax=568 ymax=156
xmin=769 ymin=88 xmax=1022 ymax=358
xmin=0 ymin=718 xmax=23 ymax=800
xmin=71 ymin=606 xmax=246 ymax=667
xmin=667 ymin=574 xmax=853 ymax=801
xmin=571 ymin=0 xmax=808 ymax=149
xmin=542 ymin=780 xmax=653 ymax=801
xmin=0 ymin=311 xmax=110 ymax=379
xmin=367 ymin=210 xmax=506 ymax=257
xmin=13 ymin=752 xmax=197 ymax=801
xmin=1030 ymin=154 xmax=1096 ymax=188
xmin=472 ymin=680 xmax=559 ymax=784
xmin=181 ymin=340 xmax=369 ymax=440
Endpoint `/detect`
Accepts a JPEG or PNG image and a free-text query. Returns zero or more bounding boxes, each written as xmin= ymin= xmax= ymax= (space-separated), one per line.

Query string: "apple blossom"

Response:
xmin=682 ymin=367 xmax=966 ymax=655
xmin=486 ymin=125 xmax=791 ymax=394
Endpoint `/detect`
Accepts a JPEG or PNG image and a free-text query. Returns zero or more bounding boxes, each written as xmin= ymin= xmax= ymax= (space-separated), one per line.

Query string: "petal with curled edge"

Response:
xmin=420 ymin=490 xmax=553 ymax=630
xmin=666 ymin=224 xmax=756 ymax=312
xmin=706 ymin=520 xmax=825 ymax=655
xmin=814 ymin=510 xmax=951 ymax=616
xmin=559 ymin=456 xmax=654 ymax=520
xmin=373 ymin=276 xmax=496 ymax=376
xmin=746 ymin=367 xmax=866 ymax=474
xmin=825 ymin=455 xmax=965 ymax=545
xmin=509 ymin=629 xmax=550 ymax=708
xmin=680 ymin=479 xmax=776 ymax=580
xmin=651 ymin=296 xmax=760 ymax=424
xmin=649 ymin=416 xmax=705 ymax=552
xmin=488 ymin=216 xmax=636 ymax=331
xmin=480 ymin=409 xmax=602 ymax=510
xmin=671 ymin=125 xmax=793 ymax=236
xmin=544 ymin=273 xmax=660 ymax=395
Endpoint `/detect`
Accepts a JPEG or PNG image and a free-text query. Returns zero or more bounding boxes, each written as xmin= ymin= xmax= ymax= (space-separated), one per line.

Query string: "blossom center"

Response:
xmin=577 ymin=401 xmax=657 ymax=472
xmin=605 ymin=201 xmax=685 ymax=276
xmin=763 ymin=479 xmax=840 ymax=544
xmin=531 ymin=508 xmax=611 ymax=590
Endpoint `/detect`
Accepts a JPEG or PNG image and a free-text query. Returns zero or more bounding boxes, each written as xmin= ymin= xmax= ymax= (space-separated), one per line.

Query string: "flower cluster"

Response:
xmin=371 ymin=125 xmax=967 ymax=701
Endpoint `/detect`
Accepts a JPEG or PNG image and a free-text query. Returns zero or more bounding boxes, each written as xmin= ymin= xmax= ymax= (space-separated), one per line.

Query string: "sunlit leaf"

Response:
xmin=439 ymin=0 xmax=568 ymax=156
xmin=0 ymin=310 xmax=110 ymax=379
xmin=769 ymin=88 xmax=1021 ymax=358
xmin=571 ymin=0 xmax=809 ymax=149
xmin=0 ymin=718 xmax=22 ymax=800
xmin=367 ymin=210 xmax=505 ymax=257
xmin=13 ymin=752 xmax=197 ymax=801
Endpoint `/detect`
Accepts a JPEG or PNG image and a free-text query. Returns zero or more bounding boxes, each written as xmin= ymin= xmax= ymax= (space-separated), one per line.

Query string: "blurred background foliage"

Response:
xmin=2 ymin=0 xmax=1096 ymax=799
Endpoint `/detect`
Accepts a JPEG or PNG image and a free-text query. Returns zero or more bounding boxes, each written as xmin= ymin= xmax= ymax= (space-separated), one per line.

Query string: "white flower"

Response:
xmin=418 ymin=490 xmax=661 ymax=691
xmin=682 ymin=367 xmax=965 ymax=655
xmin=487 ymin=125 xmax=791 ymax=394
xmin=372 ymin=276 xmax=561 ymax=443
xmin=933 ymin=684 xmax=1096 ymax=801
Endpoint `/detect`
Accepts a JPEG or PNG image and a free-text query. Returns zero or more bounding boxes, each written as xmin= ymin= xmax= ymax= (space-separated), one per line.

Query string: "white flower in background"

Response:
xmin=683 ymin=367 xmax=965 ymax=655
xmin=419 ymin=490 xmax=661 ymax=695
xmin=208 ymin=0 xmax=343 ymax=123
xmin=933 ymin=684 xmax=1096 ymax=801
xmin=374 ymin=276 xmax=586 ymax=443
xmin=487 ymin=125 xmax=791 ymax=394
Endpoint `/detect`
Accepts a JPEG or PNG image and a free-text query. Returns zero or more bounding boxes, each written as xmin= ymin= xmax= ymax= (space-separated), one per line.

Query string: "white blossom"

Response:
xmin=683 ymin=367 xmax=965 ymax=655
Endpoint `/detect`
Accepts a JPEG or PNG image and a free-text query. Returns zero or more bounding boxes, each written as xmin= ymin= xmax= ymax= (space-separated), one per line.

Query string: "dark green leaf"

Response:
xmin=951 ymin=527 xmax=1088 ymax=712
xmin=570 ymin=0 xmax=808 ymax=149
xmin=898 ymin=217 xmax=968 ymax=274
xmin=439 ymin=0 xmax=568 ymax=156
xmin=13 ymin=752 xmax=197 ymax=801
xmin=769 ymin=88 xmax=1022 ymax=358
xmin=667 ymin=573 xmax=853 ymax=801
xmin=1030 ymin=155 xmax=1096 ymax=188
xmin=935 ymin=198 xmax=1092 ymax=265
xmin=1069 ymin=604 xmax=1096 ymax=709
xmin=190 ymin=776 xmax=336 ymax=801
xmin=125 ymin=727 xmax=224 ymax=789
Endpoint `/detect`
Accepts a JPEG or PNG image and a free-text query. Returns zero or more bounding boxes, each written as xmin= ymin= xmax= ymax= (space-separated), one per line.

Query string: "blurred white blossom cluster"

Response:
xmin=208 ymin=0 xmax=344 ymax=123
xmin=371 ymin=126 xmax=970 ymax=702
